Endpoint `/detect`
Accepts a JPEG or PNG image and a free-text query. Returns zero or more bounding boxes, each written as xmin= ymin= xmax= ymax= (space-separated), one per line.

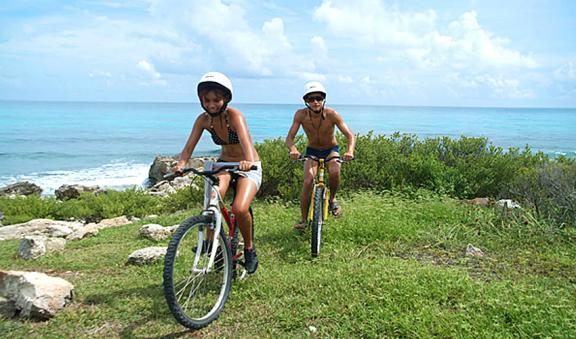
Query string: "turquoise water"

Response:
xmin=1 ymin=101 xmax=575 ymax=194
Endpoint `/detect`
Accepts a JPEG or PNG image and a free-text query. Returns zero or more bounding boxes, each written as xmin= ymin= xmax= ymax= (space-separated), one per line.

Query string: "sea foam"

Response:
xmin=0 ymin=161 xmax=150 ymax=196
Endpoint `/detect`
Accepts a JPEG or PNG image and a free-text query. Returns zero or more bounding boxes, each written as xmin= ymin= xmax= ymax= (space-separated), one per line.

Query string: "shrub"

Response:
xmin=506 ymin=159 xmax=576 ymax=227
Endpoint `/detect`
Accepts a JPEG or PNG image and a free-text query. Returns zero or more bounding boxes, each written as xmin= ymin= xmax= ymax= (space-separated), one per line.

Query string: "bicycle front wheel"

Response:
xmin=311 ymin=186 xmax=325 ymax=257
xmin=163 ymin=215 xmax=233 ymax=329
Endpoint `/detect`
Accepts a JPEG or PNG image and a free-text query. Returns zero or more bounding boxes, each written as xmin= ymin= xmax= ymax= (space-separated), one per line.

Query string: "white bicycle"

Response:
xmin=162 ymin=161 xmax=255 ymax=329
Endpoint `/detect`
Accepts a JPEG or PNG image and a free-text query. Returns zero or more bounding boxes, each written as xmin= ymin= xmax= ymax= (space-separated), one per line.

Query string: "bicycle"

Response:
xmin=162 ymin=161 xmax=256 ymax=329
xmin=297 ymin=155 xmax=348 ymax=257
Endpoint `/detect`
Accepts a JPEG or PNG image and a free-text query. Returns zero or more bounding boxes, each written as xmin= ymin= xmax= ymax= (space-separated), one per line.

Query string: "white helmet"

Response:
xmin=197 ymin=72 xmax=233 ymax=102
xmin=303 ymin=81 xmax=326 ymax=99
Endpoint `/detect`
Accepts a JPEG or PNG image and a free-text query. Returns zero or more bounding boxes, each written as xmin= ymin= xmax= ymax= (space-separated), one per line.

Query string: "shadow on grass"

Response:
xmin=83 ymin=283 xmax=198 ymax=338
xmin=258 ymin=224 xmax=320 ymax=263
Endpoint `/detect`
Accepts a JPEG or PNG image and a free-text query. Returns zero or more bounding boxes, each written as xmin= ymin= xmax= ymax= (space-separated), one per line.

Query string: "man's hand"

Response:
xmin=289 ymin=150 xmax=301 ymax=160
xmin=342 ymin=152 xmax=354 ymax=161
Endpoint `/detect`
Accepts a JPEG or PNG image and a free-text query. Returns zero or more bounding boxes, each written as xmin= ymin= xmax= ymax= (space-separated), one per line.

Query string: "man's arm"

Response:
xmin=285 ymin=112 xmax=303 ymax=160
xmin=333 ymin=112 xmax=355 ymax=161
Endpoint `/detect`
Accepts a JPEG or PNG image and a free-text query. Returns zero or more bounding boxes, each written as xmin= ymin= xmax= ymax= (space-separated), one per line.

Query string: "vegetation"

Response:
xmin=0 ymin=192 xmax=574 ymax=337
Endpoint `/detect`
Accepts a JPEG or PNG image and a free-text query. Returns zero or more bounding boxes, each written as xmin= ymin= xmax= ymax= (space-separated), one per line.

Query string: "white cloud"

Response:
xmin=554 ymin=60 xmax=576 ymax=81
xmin=314 ymin=1 xmax=537 ymax=71
xmin=449 ymin=72 xmax=534 ymax=99
xmin=137 ymin=60 xmax=167 ymax=86
xmin=311 ymin=36 xmax=328 ymax=58
xmin=148 ymin=0 xmax=318 ymax=77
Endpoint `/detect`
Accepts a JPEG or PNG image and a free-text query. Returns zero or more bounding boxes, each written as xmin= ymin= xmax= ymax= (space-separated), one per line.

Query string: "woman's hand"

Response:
xmin=239 ymin=160 xmax=254 ymax=171
xmin=171 ymin=163 xmax=184 ymax=175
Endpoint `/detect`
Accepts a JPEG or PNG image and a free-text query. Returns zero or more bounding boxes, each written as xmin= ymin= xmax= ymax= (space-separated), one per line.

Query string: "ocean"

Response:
xmin=1 ymin=101 xmax=575 ymax=195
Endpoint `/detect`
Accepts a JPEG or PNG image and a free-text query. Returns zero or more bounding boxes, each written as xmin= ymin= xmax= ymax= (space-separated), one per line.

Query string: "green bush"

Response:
xmin=0 ymin=189 xmax=162 ymax=225
xmin=506 ymin=159 xmax=576 ymax=227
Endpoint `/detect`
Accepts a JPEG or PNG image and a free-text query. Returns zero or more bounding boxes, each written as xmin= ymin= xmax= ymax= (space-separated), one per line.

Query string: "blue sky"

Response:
xmin=0 ymin=0 xmax=574 ymax=107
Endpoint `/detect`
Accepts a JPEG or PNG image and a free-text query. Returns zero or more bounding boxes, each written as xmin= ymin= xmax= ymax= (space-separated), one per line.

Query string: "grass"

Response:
xmin=1 ymin=191 xmax=575 ymax=337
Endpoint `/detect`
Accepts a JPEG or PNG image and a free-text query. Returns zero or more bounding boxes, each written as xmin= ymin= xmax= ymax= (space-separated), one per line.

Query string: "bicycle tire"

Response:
xmin=163 ymin=215 xmax=233 ymax=329
xmin=311 ymin=186 xmax=324 ymax=257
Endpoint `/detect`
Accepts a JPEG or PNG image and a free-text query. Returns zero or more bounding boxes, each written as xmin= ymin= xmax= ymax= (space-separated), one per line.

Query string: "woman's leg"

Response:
xmin=230 ymin=177 xmax=258 ymax=249
xmin=231 ymin=177 xmax=259 ymax=273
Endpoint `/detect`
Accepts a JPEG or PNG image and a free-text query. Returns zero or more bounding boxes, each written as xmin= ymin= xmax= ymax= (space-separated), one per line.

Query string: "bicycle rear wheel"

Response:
xmin=163 ymin=215 xmax=232 ymax=329
xmin=311 ymin=186 xmax=325 ymax=257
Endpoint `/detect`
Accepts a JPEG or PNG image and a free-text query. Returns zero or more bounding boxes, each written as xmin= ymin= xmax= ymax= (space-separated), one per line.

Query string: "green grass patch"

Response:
xmin=1 ymin=191 xmax=574 ymax=337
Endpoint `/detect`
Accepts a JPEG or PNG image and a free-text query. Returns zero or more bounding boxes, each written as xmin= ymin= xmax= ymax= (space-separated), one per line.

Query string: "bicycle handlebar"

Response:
xmin=163 ymin=164 xmax=258 ymax=181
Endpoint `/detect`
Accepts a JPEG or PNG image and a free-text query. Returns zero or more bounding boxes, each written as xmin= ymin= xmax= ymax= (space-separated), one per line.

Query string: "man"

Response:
xmin=285 ymin=81 xmax=355 ymax=229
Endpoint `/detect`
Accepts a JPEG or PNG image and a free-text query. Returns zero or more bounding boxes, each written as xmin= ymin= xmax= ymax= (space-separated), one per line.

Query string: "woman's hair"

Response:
xmin=198 ymin=86 xmax=229 ymax=102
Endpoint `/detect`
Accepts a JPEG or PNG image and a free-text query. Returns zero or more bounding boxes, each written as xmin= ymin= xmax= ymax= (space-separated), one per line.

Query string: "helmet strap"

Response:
xmin=305 ymin=102 xmax=325 ymax=118
xmin=201 ymin=101 xmax=228 ymax=117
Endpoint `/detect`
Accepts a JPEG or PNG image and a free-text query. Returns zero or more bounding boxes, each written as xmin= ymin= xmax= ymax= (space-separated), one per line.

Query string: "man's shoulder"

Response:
xmin=323 ymin=107 xmax=342 ymax=119
xmin=294 ymin=108 xmax=307 ymax=119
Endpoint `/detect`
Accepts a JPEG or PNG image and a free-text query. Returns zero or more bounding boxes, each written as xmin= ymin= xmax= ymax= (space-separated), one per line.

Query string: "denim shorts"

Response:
xmin=236 ymin=161 xmax=262 ymax=190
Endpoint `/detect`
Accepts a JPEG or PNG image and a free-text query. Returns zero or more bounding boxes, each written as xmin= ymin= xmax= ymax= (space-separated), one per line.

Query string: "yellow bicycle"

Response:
xmin=299 ymin=155 xmax=345 ymax=257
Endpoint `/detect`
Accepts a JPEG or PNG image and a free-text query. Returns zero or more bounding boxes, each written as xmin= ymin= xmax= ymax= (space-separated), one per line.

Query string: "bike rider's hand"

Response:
xmin=289 ymin=150 xmax=301 ymax=160
xmin=342 ymin=152 xmax=354 ymax=161
xmin=239 ymin=160 xmax=254 ymax=171
xmin=171 ymin=163 xmax=184 ymax=176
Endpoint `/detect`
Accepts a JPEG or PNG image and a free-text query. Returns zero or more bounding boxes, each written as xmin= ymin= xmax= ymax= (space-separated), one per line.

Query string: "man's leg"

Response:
xmin=327 ymin=153 xmax=342 ymax=216
xmin=296 ymin=160 xmax=317 ymax=229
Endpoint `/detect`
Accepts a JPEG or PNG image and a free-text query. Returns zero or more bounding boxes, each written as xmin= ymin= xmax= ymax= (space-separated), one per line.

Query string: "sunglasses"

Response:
xmin=305 ymin=95 xmax=325 ymax=103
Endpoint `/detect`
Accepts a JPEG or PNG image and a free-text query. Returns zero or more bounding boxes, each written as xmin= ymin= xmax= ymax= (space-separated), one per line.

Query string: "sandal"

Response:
xmin=329 ymin=200 xmax=343 ymax=217
xmin=293 ymin=220 xmax=307 ymax=230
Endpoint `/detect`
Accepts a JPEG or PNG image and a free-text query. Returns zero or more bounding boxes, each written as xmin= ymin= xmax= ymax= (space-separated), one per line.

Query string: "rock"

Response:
xmin=46 ymin=225 xmax=74 ymax=238
xmin=0 ymin=219 xmax=84 ymax=241
xmin=66 ymin=224 xmax=100 ymax=241
xmin=495 ymin=199 xmax=521 ymax=209
xmin=467 ymin=197 xmax=491 ymax=206
xmin=0 ymin=270 xmax=74 ymax=320
xmin=96 ymin=216 xmax=131 ymax=229
xmin=127 ymin=247 xmax=167 ymax=265
xmin=18 ymin=236 xmax=66 ymax=260
xmin=0 ymin=296 xmax=17 ymax=317
xmin=0 ymin=181 xmax=42 ymax=197
xmin=139 ymin=224 xmax=176 ymax=241
xmin=55 ymin=184 xmax=102 ymax=201
xmin=465 ymin=244 xmax=484 ymax=257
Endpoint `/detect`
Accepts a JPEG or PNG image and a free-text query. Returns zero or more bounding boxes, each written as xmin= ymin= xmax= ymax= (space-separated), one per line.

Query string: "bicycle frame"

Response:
xmin=194 ymin=161 xmax=241 ymax=274
xmin=307 ymin=158 xmax=330 ymax=222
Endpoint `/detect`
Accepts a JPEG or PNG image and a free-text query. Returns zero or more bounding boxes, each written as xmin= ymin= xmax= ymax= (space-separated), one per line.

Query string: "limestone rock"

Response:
xmin=18 ymin=236 xmax=66 ymax=260
xmin=96 ymin=216 xmax=131 ymax=229
xmin=495 ymin=199 xmax=521 ymax=209
xmin=66 ymin=223 xmax=100 ymax=241
xmin=465 ymin=244 xmax=485 ymax=257
xmin=0 ymin=219 xmax=83 ymax=241
xmin=127 ymin=247 xmax=167 ymax=265
xmin=55 ymin=184 xmax=103 ymax=201
xmin=0 ymin=181 xmax=42 ymax=197
xmin=0 ymin=270 xmax=74 ymax=320
xmin=139 ymin=224 xmax=176 ymax=241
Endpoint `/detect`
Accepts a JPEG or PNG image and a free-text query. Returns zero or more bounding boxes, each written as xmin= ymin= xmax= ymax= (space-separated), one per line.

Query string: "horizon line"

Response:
xmin=0 ymin=98 xmax=575 ymax=110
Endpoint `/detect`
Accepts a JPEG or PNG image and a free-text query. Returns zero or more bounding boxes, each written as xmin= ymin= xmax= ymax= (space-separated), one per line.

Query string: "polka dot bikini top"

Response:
xmin=208 ymin=113 xmax=240 ymax=145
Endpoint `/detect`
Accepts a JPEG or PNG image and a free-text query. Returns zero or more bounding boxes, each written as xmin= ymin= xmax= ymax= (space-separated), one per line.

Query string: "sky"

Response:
xmin=0 ymin=0 xmax=575 ymax=107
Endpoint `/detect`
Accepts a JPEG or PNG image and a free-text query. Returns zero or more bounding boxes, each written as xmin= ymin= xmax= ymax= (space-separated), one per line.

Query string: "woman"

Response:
xmin=173 ymin=72 xmax=261 ymax=274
